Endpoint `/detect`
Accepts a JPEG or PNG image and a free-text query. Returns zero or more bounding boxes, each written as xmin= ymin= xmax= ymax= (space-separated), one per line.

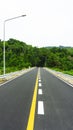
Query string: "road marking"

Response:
xmin=38 ymin=101 xmax=44 ymax=115
xmin=26 ymin=71 xmax=38 ymax=130
xmin=39 ymin=79 xmax=41 ymax=82
xmin=39 ymin=82 xmax=42 ymax=87
xmin=38 ymin=89 xmax=43 ymax=95
xmin=0 ymin=68 xmax=34 ymax=87
xmin=38 ymin=68 xmax=41 ymax=80
xmin=38 ymin=78 xmax=41 ymax=81
xmin=45 ymin=68 xmax=73 ymax=88
xmin=57 ymin=77 xmax=73 ymax=88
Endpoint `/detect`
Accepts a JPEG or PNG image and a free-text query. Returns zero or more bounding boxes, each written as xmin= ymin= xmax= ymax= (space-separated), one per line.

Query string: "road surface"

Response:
xmin=0 ymin=67 xmax=73 ymax=130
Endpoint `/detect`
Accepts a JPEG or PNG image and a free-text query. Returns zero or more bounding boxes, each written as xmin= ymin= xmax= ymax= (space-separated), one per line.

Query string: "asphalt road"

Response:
xmin=34 ymin=68 xmax=73 ymax=130
xmin=0 ymin=68 xmax=38 ymax=130
xmin=0 ymin=67 xmax=73 ymax=130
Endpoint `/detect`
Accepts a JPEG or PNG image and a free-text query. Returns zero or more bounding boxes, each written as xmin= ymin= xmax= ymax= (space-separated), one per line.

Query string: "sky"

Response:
xmin=0 ymin=0 xmax=73 ymax=47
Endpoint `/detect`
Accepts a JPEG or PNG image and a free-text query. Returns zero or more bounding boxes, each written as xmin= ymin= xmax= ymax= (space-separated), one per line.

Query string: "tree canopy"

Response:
xmin=0 ymin=38 xmax=73 ymax=74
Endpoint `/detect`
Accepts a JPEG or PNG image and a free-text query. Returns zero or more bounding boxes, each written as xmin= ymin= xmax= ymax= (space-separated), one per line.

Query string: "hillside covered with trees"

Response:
xmin=0 ymin=39 xmax=73 ymax=75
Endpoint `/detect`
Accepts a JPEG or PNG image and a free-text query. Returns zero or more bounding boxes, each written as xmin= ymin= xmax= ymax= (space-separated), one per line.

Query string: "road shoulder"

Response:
xmin=0 ymin=68 xmax=35 ymax=85
xmin=44 ymin=67 xmax=73 ymax=87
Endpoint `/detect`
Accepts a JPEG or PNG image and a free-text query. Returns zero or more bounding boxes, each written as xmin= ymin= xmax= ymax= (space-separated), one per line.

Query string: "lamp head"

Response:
xmin=22 ymin=15 xmax=26 ymax=17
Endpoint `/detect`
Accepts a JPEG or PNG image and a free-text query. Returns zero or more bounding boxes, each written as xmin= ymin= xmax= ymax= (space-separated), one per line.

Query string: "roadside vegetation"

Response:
xmin=0 ymin=39 xmax=73 ymax=75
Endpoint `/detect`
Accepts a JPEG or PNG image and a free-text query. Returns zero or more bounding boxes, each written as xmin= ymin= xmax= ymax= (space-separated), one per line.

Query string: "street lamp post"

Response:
xmin=3 ymin=15 xmax=26 ymax=76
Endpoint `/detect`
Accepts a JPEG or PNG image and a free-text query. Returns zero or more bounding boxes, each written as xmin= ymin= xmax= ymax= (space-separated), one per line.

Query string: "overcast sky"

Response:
xmin=0 ymin=0 xmax=73 ymax=47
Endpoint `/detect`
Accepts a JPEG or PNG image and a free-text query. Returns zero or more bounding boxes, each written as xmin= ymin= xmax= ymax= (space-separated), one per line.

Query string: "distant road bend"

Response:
xmin=0 ymin=67 xmax=73 ymax=130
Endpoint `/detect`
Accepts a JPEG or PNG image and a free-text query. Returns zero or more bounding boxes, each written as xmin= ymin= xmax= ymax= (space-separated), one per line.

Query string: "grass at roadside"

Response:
xmin=63 ymin=70 xmax=73 ymax=76
xmin=49 ymin=67 xmax=73 ymax=76
xmin=0 ymin=67 xmax=26 ymax=75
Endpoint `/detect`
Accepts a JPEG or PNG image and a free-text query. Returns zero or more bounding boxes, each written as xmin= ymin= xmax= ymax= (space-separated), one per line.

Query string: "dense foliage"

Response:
xmin=0 ymin=39 xmax=73 ymax=74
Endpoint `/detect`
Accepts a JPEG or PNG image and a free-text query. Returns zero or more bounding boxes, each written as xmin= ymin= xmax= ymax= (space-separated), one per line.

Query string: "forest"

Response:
xmin=0 ymin=38 xmax=73 ymax=75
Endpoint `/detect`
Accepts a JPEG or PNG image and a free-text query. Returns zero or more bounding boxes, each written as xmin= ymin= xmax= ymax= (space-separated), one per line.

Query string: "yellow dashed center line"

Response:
xmin=26 ymin=71 xmax=38 ymax=130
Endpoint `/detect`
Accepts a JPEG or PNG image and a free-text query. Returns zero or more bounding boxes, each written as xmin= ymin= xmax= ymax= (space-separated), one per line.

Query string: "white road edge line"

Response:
xmin=38 ymin=101 xmax=44 ymax=115
xmin=58 ymin=77 xmax=73 ymax=88
xmin=45 ymin=68 xmax=73 ymax=88
xmin=53 ymin=74 xmax=73 ymax=88
xmin=0 ymin=69 xmax=33 ymax=87
xmin=38 ymin=89 xmax=43 ymax=95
